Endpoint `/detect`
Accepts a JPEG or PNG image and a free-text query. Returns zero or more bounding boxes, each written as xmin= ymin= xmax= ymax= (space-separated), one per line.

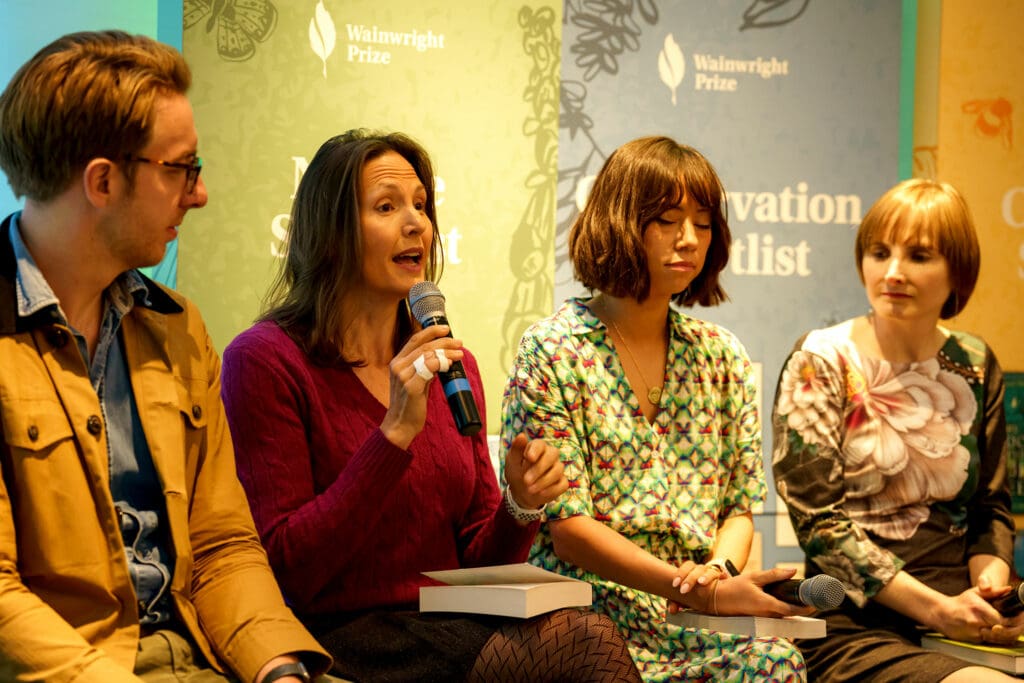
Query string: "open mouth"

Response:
xmin=393 ymin=250 xmax=423 ymax=266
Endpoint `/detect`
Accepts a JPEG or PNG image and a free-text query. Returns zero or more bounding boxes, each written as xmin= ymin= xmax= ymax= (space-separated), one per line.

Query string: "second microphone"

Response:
xmin=763 ymin=574 xmax=846 ymax=610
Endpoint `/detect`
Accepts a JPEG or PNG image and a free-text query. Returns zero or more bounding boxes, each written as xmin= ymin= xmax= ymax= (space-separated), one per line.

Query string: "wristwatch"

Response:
xmin=705 ymin=558 xmax=739 ymax=577
xmin=502 ymin=485 xmax=545 ymax=524
xmin=262 ymin=661 xmax=311 ymax=683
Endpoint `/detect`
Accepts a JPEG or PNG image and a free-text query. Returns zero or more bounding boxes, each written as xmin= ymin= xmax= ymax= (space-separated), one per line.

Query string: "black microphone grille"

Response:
xmin=408 ymin=281 xmax=446 ymax=323
xmin=799 ymin=574 xmax=845 ymax=610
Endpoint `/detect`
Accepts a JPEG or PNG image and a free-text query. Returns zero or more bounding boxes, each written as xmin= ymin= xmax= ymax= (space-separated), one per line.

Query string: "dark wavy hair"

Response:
xmin=569 ymin=136 xmax=730 ymax=306
xmin=261 ymin=129 xmax=443 ymax=365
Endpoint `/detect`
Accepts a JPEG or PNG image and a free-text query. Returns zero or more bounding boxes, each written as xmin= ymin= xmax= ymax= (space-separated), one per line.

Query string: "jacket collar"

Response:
xmin=0 ymin=213 xmax=182 ymax=335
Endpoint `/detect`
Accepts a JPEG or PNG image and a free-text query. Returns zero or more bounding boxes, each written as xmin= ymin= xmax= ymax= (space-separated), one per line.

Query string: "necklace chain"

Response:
xmin=601 ymin=302 xmax=663 ymax=405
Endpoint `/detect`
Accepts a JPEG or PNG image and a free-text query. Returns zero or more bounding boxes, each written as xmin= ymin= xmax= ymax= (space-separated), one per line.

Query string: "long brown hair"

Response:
xmin=262 ymin=129 xmax=443 ymax=365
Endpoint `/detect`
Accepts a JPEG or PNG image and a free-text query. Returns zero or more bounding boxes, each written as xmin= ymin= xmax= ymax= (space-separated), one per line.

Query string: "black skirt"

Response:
xmin=796 ymin=600 xmax=970 ymax=683
xmin=302 ymin=607 xmax=505 ymax=683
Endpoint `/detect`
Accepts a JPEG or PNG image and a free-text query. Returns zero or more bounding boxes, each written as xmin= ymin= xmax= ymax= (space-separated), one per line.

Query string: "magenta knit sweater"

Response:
xmin=221 ymin=321 xmax=537 ymax=615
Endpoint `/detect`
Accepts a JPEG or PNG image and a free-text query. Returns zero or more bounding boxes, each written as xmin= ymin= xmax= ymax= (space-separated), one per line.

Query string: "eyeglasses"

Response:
xmin=124 ymin=155 xmax=203 ymax=194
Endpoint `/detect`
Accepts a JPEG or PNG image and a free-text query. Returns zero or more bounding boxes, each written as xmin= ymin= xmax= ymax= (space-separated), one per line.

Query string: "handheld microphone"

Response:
xmin=407 ymin=282 xmax=482 ymax=436
xmin=988 ymin=582 xmax=1024 ymax=616
xmin=763 ymin=574 xmax=845 ymax=610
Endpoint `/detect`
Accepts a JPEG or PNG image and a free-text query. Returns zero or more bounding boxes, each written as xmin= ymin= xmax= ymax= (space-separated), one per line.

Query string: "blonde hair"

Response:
xmin=855 ymin=178 xmax=980 ymax=319
xmin=0 ymin=30 xmax=191 ymax=201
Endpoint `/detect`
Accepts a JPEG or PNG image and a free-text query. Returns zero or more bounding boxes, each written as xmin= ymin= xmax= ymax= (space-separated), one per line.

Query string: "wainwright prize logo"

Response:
xmin=658 ymin=32 xmax=790 ymax=103
xmin=309 ymin=1 xmax=336 ymax=78
xmin=307 ymin=1 xmax=447 ymax=76
xmin=658 ymin=34 xmax=685 ymax=105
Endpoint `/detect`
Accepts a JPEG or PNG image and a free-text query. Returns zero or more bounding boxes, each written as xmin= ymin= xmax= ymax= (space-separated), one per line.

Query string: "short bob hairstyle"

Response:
xmin=855 ymin=178 xmax=979 ymax=319
xmin=569 ymin=136 xmax=730 ymax=307
xmin=263 ymin=129 xmax=442 ymax=366
xmin=0 ymin=30 xmax=190 ymax=202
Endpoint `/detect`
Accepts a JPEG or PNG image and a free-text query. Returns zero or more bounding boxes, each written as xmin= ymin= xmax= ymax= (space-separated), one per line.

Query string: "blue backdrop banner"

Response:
xmin=554 ymin=0 xmax=907 ymax=567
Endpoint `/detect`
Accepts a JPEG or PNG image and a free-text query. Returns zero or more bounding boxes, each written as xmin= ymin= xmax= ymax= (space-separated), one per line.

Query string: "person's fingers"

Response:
xmin=412 ymin=353 xmax=433 ymax=381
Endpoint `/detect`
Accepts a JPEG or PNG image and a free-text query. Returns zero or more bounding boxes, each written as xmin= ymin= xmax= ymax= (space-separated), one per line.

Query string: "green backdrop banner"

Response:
xmin=181 ymin=0 xmax=560 ymax=432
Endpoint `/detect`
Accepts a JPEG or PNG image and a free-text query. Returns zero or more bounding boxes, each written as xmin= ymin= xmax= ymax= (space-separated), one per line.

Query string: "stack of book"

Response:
xmin=667 ymin=611 xmax=826 ymax=640
xmin=921 ymin=634 xmax=1024 ymax=674
xmin=419 ymin=563 xmax=593 ymax=619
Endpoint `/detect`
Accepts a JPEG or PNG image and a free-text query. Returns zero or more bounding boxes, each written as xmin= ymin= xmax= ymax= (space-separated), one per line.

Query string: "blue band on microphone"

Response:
xmin=443 ymin=378 xmax=472 ymax=396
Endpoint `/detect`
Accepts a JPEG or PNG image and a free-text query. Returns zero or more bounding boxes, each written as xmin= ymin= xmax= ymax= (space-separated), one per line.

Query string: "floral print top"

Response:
xmin=772 ymin=320 xmax=1013 ymax=607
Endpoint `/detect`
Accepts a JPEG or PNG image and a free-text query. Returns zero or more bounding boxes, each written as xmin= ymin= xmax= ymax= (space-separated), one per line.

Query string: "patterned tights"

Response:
xmin=467 ymin=608 xmax=641 ymax=682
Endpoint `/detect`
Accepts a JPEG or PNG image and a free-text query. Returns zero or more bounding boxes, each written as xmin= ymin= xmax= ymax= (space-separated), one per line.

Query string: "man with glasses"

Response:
xmin=0 ymin=31 xmax=331 ymax=682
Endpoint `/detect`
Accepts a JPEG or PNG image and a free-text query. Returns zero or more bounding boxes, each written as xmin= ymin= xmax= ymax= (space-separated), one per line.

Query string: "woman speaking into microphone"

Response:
xmin=220 ymin=129 xmax=640 ymax=682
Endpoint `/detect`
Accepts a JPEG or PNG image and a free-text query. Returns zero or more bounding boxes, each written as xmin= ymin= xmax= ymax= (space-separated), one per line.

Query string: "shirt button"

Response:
xmin=27 ymin=425 xmax=39 ymax=441
xmin=45 ymin=327 xmax=68 ymax=348
xmin=192 ymin=405 xmax=202 ymax=420
xmin=86 ymin=415 xmax=102 ymax=435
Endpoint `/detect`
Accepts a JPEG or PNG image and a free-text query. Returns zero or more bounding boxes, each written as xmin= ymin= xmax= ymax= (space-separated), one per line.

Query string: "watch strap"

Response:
xmin=262 ymin=661 xmax=311 ymax=683
xmin=502 ymin=485 xmax=545 ymax=523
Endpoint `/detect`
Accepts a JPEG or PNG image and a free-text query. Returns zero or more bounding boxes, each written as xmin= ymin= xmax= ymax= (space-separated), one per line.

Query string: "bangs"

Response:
xmin=866 ymin=204 xmax=941 ymax=250
xmin=644 ymin=154 xmax=723 ymax=220
xmin=679 ymin=157 xmax=724 ymax=211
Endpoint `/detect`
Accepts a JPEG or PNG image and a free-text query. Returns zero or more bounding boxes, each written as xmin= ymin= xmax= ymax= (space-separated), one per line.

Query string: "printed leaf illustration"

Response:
xmin=308 ymin=0 xmax=336 ymax=78
xmin=658 ymin=34 xmax=685 ymax=106
xmin=740 ymin=0 xmax=811 ymax=31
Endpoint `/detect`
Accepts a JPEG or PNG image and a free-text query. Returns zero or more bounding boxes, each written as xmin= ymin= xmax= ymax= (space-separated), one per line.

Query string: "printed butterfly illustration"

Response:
xmin=962 ymin=97 xmax=1013 ymax=149
xmin=184 ymin=0 xmax=278 ymax=62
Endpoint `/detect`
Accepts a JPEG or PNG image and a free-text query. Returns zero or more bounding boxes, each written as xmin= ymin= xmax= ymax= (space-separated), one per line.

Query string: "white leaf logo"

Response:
xmin=309 ymin=0 xmax=336 ymax=78
xmin=658 ymin=33 xmax=685 ymax=105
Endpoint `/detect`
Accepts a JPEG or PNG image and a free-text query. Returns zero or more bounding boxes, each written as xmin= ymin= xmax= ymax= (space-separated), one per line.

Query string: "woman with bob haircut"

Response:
xmin=772 ymin=178 xmax=1022 ymax=682
xmin=221 ymin=129 xmax=642 ymax=682
xmin=501 ymin=135 xmax=808 ymax=681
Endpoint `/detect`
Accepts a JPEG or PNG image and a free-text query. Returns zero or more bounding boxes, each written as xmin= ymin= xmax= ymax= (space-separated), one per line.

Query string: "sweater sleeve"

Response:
xmin=450 ymin=351 xmax=539 ymax=567
xmin=221 ymin=327 xmax=414 ymax=610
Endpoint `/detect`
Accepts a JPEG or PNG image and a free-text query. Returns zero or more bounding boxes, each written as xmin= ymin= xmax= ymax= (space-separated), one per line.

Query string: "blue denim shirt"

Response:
xmin=10 ymin=214 xmax=174 ymax=625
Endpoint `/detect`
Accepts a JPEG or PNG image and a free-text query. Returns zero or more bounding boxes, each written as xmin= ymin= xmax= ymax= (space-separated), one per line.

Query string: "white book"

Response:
xmin=668 ymin=610 xmax=827 ymax=640
xmin=921 ymin=634 xmax=1024 ymax=674
xmin=419 ymin=563 xmax=593 ymax=619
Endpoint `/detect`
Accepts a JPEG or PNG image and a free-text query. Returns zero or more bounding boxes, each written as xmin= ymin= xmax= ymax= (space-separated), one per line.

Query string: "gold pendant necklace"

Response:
xmin=601 ymin=303 xmax=664 ymax=405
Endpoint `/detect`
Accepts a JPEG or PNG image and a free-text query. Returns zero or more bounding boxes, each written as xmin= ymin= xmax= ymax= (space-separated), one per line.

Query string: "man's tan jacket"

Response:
xmin=0 ymin=216 xmax=329 ymax=681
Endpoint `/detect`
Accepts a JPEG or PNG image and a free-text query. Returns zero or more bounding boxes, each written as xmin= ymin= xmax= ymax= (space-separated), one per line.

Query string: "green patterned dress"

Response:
xmin=500 ymin=298 xmax=805 ymax=682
